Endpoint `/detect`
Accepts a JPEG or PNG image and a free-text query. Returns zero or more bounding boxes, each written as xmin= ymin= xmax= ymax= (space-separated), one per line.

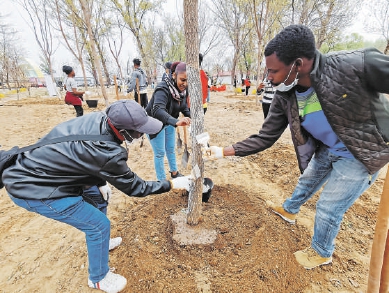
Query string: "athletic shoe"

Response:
xmin=88 ymin=271 xmax=127 ymax=293
xmin=271 ymin=205 xmax=297 ymax=224
xmin=294 ymin=247 xmax=332 ymax=269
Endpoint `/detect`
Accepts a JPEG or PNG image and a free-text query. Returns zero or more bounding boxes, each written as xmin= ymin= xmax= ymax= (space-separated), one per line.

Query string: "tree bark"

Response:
xmin=184 ymin=0 xmax=204 ymax=225
xmin=79 ymin=0 xmax=108 ymax=105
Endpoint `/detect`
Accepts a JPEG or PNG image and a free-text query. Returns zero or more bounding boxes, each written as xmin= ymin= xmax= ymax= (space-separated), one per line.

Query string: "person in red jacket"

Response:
xmin=199 ymin=53 xmax=209 ymax=114
xmin=244 ymin=76 xmax=251 ymax=96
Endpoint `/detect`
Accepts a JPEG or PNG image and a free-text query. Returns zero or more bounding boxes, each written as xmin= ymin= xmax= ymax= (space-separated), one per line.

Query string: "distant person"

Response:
xmin=204 ymin=24 xmax=389 ymax=270
xmin=162 ymin=61 xmax=172 ymax=81
xmin=233 ymin=75 xmax=237 ymax=88
xmin=244 ymin=76 xmax=251 ymax=95
xmin=257 ymin=75 xmax=275 ymax=119
xmin=146 ymin=62 xmax=191 ymax=180
xmin=199 ymin=53 xmax=209 ymax=114
xmin=2 ymin=100 xmax=193 ymax=293
xmin=63 ymin=65 xmax=84 ymax=117
xmin=127 ymin=58 xmax=148 ymax=108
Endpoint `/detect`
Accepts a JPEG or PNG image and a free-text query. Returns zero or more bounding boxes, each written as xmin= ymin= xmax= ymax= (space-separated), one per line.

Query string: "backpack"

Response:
xmin=0 ymin=135 xmax=116 ymax=189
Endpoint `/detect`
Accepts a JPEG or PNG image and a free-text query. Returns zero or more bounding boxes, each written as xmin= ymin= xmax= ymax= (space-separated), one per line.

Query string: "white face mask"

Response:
xmin=274 ymin=62 xmax=299 ymax=92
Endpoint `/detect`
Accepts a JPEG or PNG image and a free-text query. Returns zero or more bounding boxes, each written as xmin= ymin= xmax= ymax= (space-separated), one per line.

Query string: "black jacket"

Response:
xmin=233 ymin=48 xmax=389 ymax=174
xmin=3 ymin=112 xmax=171 ymax=199
xmin=146 ymin=80 xmax=190 ymax=126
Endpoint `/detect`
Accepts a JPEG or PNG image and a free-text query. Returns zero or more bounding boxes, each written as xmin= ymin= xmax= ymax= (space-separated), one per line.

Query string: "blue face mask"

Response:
xmin=274 ymin=62 xmax=299 ymax=92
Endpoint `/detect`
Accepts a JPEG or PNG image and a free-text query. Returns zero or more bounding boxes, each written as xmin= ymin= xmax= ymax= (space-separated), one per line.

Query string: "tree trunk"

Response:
xmin=95 ymin=41 xmax=111 ymax=87
xmin=79 ymin=0 xmax=108 ymax=106
xmin=184 ymin=0 xmax=204 ymax=225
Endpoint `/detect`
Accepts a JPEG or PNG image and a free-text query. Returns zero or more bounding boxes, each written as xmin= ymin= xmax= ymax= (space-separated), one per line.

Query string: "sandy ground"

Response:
xmin=0 ymin=87 xmax=386 ymax=293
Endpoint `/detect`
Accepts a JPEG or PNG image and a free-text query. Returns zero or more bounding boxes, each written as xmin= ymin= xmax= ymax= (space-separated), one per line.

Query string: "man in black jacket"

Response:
xmin=205 ymin=25 xmax=389 ymax=269
xmin=2 ymin=100 xmax=192 ymax=293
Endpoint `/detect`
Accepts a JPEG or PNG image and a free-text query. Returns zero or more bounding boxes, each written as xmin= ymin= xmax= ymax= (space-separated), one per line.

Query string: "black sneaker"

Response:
xmin=171 ymin=171 xmax=184 ymax=178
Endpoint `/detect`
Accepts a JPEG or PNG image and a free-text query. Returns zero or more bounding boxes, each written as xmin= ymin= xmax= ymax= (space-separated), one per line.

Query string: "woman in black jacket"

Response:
xmin=146 ymin=62 xmax=191 ymax=180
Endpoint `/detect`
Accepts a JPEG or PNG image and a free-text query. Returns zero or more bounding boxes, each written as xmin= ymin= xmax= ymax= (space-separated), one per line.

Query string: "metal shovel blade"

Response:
xmin=181 ymin=125 xmax=190 ymax=168
xmin=181 ymin=144 xmax=190 ymax=169
xmin=176 ymin=131 xmax=183 ymax=154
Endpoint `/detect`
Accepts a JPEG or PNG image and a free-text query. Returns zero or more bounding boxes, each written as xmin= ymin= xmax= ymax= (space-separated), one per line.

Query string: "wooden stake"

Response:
xmin=367 ymin=165 xmax=389 ymax=293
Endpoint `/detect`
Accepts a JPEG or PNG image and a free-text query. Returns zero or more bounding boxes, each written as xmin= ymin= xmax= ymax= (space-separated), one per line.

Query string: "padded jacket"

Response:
xmin=3 ymin=112 xmax=171 ymax=199
xmin=233 ymin=48 xmax=389 ymax=175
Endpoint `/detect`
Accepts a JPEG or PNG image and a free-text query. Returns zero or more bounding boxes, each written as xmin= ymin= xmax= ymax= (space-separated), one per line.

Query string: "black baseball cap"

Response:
xmin=106 ymin=100 xmax=162 ymax=134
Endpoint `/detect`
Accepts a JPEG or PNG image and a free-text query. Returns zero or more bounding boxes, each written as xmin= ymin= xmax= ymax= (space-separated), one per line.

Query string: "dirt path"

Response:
xmin=0 ymin=90 xmax=384 ymax=292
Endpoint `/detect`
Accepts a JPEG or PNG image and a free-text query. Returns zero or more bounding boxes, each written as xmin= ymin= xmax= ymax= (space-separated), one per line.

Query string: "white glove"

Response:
xmin=203 ymin=146 xmax=224 ymax=161
xmin=99 ymin=184 xmax=112 ymax=202
xmin=170 ymin=176 xmax=192 ymax=191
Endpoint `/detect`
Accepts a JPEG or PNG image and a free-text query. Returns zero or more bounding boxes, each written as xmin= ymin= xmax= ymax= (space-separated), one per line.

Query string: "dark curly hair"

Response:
xmin=264 ymin=25 xmax=316 ymax=65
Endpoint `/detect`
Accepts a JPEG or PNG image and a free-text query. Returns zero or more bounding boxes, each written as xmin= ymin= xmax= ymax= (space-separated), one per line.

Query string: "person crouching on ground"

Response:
xmin=2 ymin=100 xmax=193 ymax=293
xmin=63 ymin=65 xmax=85 ymax=117
xmin=204 ymin=24 xmax=389 ymax=270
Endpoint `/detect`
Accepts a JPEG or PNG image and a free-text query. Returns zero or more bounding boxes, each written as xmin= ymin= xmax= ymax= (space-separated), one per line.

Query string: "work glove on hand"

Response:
xmin=99 ymin=184 xmax=112 ymax=202
xmin=170 ymin=176 xmax=192 ymax=191
xmin=203 ymin=146 xmax=224 ymax=161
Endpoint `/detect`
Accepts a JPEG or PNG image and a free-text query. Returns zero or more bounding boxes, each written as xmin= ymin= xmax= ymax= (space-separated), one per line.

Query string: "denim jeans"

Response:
xmin=148 ymin=125 xmax=178 ymax=180
xmin=83 ymin=185 xmax=108 ymax=215
xmin=9 ymin=195 xmax=110 ymax=283
xmin=283 ymin=145 xmax=379 ymax=258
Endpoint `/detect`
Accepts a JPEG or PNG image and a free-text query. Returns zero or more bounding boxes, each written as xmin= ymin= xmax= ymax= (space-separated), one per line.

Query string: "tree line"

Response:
xmin=0 ymin=0 xmax=388 ymax=98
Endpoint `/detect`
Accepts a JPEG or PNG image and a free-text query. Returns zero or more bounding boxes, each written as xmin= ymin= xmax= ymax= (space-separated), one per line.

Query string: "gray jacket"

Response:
xmin=3 ymin=112 xmax=171 ymax=199
xmin=233 ymin=48 xmax=389 ymax=175
xmin=127 ymin=68 xmax=148 ymax=93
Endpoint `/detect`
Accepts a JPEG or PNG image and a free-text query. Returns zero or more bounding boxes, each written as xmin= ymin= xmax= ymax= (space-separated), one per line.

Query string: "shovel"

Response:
xmin=176 ymin=127 xmax=183 ymax=154
xmin=181 ymin=125 xmax=190 ymax=169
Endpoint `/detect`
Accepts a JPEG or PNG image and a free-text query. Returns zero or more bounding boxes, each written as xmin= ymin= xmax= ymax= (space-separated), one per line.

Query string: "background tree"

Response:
xmin=18 ymin=0 xmax=57 ymax=86
xmin=210 ymin=0 xmax=253 ymax=84
xmin=110 ymin=0 xmax=163 ymax=79
xmin=198 ymin=0 xmax=224 ymax=57
xmin=104 ymin=16 xmax=126 ymax=81
xmin=52 ymin=0 xmax=89 ymax=90
xmin=251 ymin=0 xmax=285 ymax=83
xmin=79 ymin=0 xmax=109 ymax=104
xmin=288 ymin=0 xmax=360 ymax=49
xmin=0 ymin=14 xmax=25 ymax=90
xmin=364 ymin=0 xmax=389 ymax=54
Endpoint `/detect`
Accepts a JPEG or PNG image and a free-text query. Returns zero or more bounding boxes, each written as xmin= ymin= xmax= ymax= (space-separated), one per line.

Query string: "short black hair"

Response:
xmin=133 ymin=58 xmax=141 ymax=65
xmin=62 ymin=65 xmax=73 ymax=75
xmin=264 ymin=25 xmax=316 ymax=65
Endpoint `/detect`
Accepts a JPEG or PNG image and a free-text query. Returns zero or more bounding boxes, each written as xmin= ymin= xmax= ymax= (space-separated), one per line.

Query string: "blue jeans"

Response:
xmin=83 ymin=185 xmax=108 ymax=215
xmin=9 ymin=195 xmax=110 ymax=283
xmin=148 ymin=125 xmax=178 ymax=180
xmin=283 ymin=145 xmax=379 ymax=258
